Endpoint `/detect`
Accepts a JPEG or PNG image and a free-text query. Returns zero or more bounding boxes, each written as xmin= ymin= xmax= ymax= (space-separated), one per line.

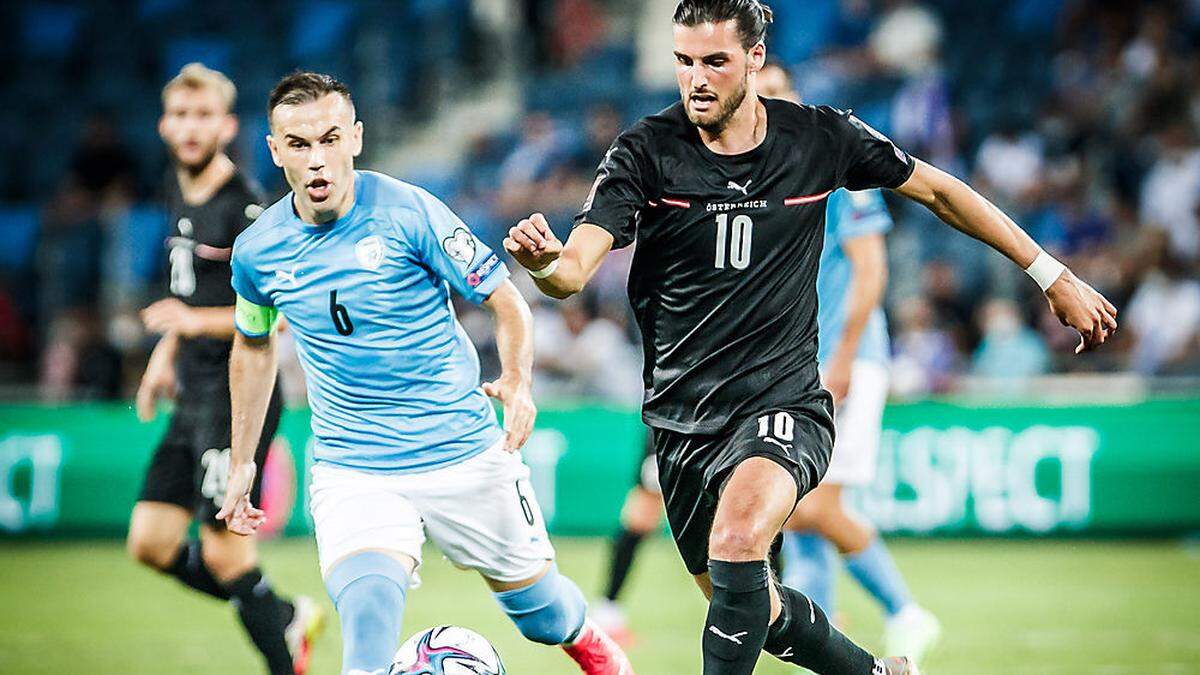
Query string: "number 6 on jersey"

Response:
xmin=329 ymin=290 xmax=354 ymax=336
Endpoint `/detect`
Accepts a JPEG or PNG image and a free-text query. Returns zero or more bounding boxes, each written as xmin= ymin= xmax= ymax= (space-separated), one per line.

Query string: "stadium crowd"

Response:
xmin=1 ymin=0 xmax=1197 ymax=403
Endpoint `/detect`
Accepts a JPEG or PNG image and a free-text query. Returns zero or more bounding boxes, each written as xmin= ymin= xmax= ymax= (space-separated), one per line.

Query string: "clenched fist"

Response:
xmin=503 ymin=213 xmax=562 ymax=273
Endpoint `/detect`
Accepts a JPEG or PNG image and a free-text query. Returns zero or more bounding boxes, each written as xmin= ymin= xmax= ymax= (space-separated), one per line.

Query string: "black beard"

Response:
xmin=689 ymin=79 xmax=748 ymax=134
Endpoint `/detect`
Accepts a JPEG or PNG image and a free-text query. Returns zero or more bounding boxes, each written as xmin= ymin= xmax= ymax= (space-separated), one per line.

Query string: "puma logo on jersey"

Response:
xmin=763 ymin=437 xmax=793 ymax=453
xmin=275 ymin=266 xmax=299 ymax=286
xmin=727 ymin=179 xmax=752 ymax=196
xmin=708 ymin=626 xmax=749 ymax=645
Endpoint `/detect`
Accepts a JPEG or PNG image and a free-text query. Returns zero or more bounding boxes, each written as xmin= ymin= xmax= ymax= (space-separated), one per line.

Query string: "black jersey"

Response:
xmin=574 ymin=98 xmax=915 ymax=434
xmin=162 ymin=170 xmax=266 ymax=389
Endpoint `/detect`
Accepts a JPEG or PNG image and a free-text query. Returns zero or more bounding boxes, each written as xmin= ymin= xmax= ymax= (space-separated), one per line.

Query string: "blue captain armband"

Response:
xmin=234 ymin=294 xmax=279 ymax=337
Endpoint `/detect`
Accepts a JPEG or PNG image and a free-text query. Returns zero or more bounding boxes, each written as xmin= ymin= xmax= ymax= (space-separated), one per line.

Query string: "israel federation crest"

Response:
xmin=355 ymin=235 xmax=385 ymax=271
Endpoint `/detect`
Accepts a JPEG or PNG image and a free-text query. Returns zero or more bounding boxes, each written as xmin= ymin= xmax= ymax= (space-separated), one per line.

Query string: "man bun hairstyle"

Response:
xmin=267 ymin=71 xmax=354 ymax=119
xmin=673 ymin=0 xmax=774 ymax=50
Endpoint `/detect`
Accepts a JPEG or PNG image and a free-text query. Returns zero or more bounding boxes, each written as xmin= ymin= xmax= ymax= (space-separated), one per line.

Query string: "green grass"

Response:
xmin=1 ymin=538 xmax=1197 ymax=674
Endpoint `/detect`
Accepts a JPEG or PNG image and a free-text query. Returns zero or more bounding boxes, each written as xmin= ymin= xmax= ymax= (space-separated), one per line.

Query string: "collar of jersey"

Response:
xmin=290 ymin=170 xmax=365 ymax=233
xmin=694 ymin=96 xmax=778 ymax=164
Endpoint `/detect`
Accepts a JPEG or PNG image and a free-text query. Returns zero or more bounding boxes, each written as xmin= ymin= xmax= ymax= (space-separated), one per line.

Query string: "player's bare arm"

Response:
xmin=896 ymin=159 xmax=1118 ymax=353
xmin=135 ymin=332 xmax=179 ymax=422
xmin=217 ymin=330 xmax=278 ymax=535
xmin=825 ymin=232 xmax=887 ymax=404
xmin=503 ymin=214 xmax=614 ymax=298
xmin=142 ymin=298 xmax=237 ymax=339
xmin=480 ymin=279 xmax=537 ymax=451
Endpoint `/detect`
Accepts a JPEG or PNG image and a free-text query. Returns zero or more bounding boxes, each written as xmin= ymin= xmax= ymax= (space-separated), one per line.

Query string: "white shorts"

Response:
xmin=822 ymin=359 xmax=889 ymax=487
xmin=309 ymin=440 xmax=555 ymax=583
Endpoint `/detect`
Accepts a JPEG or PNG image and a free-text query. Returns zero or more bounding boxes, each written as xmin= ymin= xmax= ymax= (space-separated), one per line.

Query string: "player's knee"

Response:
xmin=126 ymin=534 xmax=175 ymax=570
xmin=709 ymin=518 xmax=774 ymax=561
xmin=327 ymin=552 xmax=411 ymax=674
xmin=200 ymin=542 xmax=255 ymax=582
xmin=494 ymin=563 xmax=587 ymax=645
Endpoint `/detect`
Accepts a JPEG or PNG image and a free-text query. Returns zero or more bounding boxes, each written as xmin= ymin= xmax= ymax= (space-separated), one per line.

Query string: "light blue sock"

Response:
xmin=844 ymin=536 xmax=912 ymax=617
xmin=325 ymin=551 xmax=411 ymax=675
xmin=494 ymin=563 xmax=587 ymax=645
xmin=780 ymin=531 xmax=837 ymax=615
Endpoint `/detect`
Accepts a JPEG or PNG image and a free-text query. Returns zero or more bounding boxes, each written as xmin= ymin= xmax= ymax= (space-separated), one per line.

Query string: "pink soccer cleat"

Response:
xmin=563 ymin=618 xmax=635 ymax=674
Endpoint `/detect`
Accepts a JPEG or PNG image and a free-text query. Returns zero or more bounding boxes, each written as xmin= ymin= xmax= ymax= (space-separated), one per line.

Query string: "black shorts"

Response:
xmin=138 ymin=382 xmax=284 ymax=526
xmin=654 ymin=403 xmax=833 ymax=575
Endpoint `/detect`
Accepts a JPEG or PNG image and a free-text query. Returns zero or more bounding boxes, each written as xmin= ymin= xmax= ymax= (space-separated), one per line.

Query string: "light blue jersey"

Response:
xmin=230 ymin=170 xmax=508 ymax=473
xmin=817 ymin=188 xmax=893 ymax=365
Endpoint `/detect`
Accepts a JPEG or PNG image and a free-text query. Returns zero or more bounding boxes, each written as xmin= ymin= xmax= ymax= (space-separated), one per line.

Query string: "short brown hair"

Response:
xmin=162 ymin=62 xmax=237 ymax=111
xmin=268 ymin=71 xmax=354 ymax=120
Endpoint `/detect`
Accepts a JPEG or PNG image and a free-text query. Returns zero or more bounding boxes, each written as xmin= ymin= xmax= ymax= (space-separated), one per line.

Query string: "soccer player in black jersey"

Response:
xmin=505 ymin=2 xmax=1118 ymax=673
xmin=126 ymin=63 xmax=323 ymax=675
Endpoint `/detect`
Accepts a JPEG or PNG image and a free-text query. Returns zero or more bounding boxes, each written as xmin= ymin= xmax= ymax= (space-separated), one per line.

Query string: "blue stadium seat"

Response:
xmin=0 ymin=206 xmax=40 ymax=273
xmin=290 ymin=0 xmax=356 ymax=60
xmin=124 ymin=205 xmax=170 ymax=284
xmin=163 ymin=38 xmax=234 ymax=80
xmin=21 ymin=3 xmax=84 ymax=59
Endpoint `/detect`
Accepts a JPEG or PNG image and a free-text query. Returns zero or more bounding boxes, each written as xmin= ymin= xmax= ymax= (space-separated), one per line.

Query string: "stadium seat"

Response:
xmin=0 ymin=207 xmax=40 ymax=273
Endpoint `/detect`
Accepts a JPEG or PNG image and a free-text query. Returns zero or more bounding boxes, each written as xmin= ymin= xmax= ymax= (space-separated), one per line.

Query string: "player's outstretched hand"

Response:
xmin=142 ymin=298 xmax=200 ymax=337
xmin=503 ymin=213 xmax=562 ymax=273
xmin=482 ymin=376 xmax=537 ymax=452
xmin=216 ymin=462 xmax=265 ymax=536
xmin=1044 ymin=269 xmax=1118 ymax=354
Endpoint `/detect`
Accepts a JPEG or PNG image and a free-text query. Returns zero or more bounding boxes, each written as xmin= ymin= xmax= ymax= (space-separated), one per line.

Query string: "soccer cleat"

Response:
xmin=285 ymin=595 xmax=327 ymax=675
xmin=883 ymin=604 xmax=941 ymax=666
xmin=563 ymin=617 xmax=635 ymax=674
xmin=589 ymin=599 xmax=635 ymax=647
xmin=880 ymin=656 xmax=920 ymax=674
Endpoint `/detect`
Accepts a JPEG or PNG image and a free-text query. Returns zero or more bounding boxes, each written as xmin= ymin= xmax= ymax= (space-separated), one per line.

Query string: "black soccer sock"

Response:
xmin=165 ymin=540 xmax=229 ymax=601
xmin=224 ymin=568 xmax=294 ymax=675
xmin=604 ymin=528 xmax=645 ymax=601
xmin=763 ymin=582 xmax=882 ymax=674
xmin=702 ymin=559 xmax=772 ymax=675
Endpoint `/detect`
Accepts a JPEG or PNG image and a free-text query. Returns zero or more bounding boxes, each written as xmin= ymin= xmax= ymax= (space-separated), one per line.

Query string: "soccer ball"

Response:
xmin=389 ymin=625 xmax=506 ymax=675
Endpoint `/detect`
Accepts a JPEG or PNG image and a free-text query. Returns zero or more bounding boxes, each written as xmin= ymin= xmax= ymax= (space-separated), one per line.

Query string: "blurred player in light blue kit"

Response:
xmin=217 ymin=71 xmax=632 ymax=675
xmin=759 ymin=63 xmax=941 ymax=664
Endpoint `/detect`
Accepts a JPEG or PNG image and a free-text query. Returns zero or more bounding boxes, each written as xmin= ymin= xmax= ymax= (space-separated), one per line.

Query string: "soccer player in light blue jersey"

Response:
xmin=759 ymin=62 xmax=942 ymax=667
xmin=216 ymin=72 xmax=633 ymax=675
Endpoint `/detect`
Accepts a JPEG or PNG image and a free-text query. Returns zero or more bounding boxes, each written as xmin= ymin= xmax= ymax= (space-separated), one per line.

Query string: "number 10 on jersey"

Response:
xmin=714 ymin=214 xmax=753 ymax=270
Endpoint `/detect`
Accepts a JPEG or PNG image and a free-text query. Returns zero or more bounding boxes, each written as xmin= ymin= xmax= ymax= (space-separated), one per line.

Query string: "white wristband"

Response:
xmin=527 ymin=258 xmax=560 ymax=279
xmin=1025 ymin=249 xmax=1066 ymax=292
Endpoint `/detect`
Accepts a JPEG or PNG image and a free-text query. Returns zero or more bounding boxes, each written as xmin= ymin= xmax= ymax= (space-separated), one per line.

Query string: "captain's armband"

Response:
xmin=234 ymin=294 xmax=279 ymax=338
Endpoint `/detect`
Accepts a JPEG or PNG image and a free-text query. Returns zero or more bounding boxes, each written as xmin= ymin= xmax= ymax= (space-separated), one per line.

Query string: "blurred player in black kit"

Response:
xmin=505 ymin=2 xmax=1117 ymax=673
xmin=126 ymin=63 xmax=323 ymax=675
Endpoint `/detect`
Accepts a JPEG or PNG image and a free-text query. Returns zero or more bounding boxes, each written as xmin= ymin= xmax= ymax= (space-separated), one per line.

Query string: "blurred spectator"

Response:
xmin=974 ymin=122 xmax=1045 ymax=208
xmin=1126 ymin=254 xmax=1200 ymax=375
xmin=533 ymin=295 xmax=642 ymax=405
xmin=68 ymin=112 xmax=139 ymax=206
xmin=1139 ymin=119 xmax=1200 ymax=265
xmin=971 ymin=298 xmax=1051 ymax=380
xmin=890 ymin=296 xmax=961 ymax=397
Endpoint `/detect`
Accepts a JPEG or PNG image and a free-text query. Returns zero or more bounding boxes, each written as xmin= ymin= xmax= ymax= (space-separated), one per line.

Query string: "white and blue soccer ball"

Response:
xmin=389 ymin=625 xmax=506 ymax=675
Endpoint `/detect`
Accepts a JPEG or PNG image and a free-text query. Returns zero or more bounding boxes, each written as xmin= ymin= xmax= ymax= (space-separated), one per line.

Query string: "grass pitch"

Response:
xmin=0 ymin=537 xmax=1196 ymax=674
